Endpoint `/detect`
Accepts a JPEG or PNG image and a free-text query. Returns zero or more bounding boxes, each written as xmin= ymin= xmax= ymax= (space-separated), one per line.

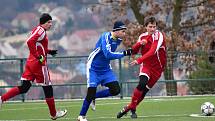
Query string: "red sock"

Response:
xmin=45 ymin=97 xmax=56 ymax=117
xmin=127 ymin=88 xmax=143 ymax=111
xmin=1 ymin=87 xmax=20 ymax=102
xmin=136 ymin=95 xmax=145 ymax=108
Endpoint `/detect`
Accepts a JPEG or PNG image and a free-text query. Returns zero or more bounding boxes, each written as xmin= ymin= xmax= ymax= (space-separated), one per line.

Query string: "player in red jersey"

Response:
xmin=117 ymin=17 xmax=167 ymax=118
xmin=0 ymin=13 xmax=67 ymax=120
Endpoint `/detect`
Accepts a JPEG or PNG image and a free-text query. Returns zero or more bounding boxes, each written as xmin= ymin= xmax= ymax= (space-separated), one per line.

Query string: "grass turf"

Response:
xmin=0 ymin=96 xmax=214 ymax=121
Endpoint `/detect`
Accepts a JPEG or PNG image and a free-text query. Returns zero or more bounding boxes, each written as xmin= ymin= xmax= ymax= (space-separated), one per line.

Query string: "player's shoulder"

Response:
xmin=101 ymin=32 xmax=111 ymax=40
xmin=139 ymin=32 xmax=149 ymax=38
xmin=138 ymin=32 xmax=149 ymax=41
xmin=154 ymin=30 xmax=165 ymax=41
xmin=31 ymin=25 xmax=45 ymax=35
xmin=101 ymin=31 xmax=110 ymax=36
xmin=154 ymin=30 xmax=165 ymax=36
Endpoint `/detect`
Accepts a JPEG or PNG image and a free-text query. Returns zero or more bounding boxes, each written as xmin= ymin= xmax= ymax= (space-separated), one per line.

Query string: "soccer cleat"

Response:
xmin=130 ymin=110 xmax=137 ymax=118
xmin=0 ymin=96 xmax=2 ymax=109
xmin=50 ymin=109 xmax=67 ymax=120
xmin=77 ymin=116 xmax=88 ymax=121
xmin=90 ymin=100 xmax=96 ymax=111
xmin=117 ymin=106 xmax=128 ymax=118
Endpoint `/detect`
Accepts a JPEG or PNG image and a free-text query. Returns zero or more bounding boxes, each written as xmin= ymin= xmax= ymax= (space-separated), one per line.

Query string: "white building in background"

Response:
xmin=59 ymin=29 xmax=99 ymax=55
xmin=38 ymin=4 xmax=51 ymax=13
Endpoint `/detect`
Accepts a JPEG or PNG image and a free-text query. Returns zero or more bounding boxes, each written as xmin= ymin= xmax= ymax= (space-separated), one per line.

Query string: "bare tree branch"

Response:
xmin=183 ymin=0 xmax=207 ymax=8
xmin=181 ymin=18 xmax=215 ymax=29
xmin=128 ymin=0 xmax=144 ymax=25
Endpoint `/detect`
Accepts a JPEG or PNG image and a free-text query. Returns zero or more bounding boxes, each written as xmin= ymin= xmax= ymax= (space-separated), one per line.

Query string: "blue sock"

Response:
xmin=95 ymin=89 xmax=111 ymax=98
xmin=80 ymin=99 xmax=91 ymax=116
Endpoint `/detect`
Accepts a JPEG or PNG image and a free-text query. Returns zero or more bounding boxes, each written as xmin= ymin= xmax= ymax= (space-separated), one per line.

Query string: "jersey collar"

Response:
xmin=110 ymin=32 xmax=117 ymax=40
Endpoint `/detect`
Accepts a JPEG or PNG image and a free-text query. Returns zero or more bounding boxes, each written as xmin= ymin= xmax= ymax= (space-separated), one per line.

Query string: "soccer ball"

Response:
xmin=201 ymin=102 xmax=215 ymax=116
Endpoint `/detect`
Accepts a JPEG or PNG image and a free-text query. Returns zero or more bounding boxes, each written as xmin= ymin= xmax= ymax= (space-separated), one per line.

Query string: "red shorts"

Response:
xmin=21 ymin=60 xmax=51 ymax=86
xmin=139 ymin=63 xmax=163 ymax=88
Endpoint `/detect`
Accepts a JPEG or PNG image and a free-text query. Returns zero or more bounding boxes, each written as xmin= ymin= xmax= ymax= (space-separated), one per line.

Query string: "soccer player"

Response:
xmin=0 ymin=13 xmax=67 ymax=120
xmin=77 ymin=21 xmax=132 ymax=121
xmin=117 ymin=17 xmax=167 ymax=118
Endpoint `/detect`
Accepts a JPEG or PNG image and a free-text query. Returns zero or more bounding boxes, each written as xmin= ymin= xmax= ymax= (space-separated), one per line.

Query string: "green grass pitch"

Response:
xmin=0 ymin=96 xmax=214 ymax=121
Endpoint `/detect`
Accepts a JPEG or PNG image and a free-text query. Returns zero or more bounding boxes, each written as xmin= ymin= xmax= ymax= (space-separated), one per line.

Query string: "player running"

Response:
xmin=0 ymin=13 xmax=67 ymax=120
xmin=77 ymin=21 xmax=132 ymax=121
xmin=117 ymin=17 xmax=167 ymax=119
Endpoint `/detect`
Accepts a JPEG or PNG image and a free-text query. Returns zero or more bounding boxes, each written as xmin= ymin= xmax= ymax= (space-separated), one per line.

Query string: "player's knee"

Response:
xmin=86 ymin=87 xmax=96 ymax=102
xmin=42 ymin=86 xmax=53 ymax=98
xmin=142 ymin=86 xmax=150 ymax=97
xmin=110 ymin=87 xmax=120 ymax=96
xmin=137 ymin=75 xmax=149 ymax=91
xmin=109 ymin=85 xmax=120 ymax=96
xmin=105 ymin=81 xmax=120 ymax=96
xmin=18 ymin=80 xmax=31 ymax=94
xmin=137 ymin=82 xmax=147 ymax=91
xmin=18 ymin=87 xmax=29 ymax=94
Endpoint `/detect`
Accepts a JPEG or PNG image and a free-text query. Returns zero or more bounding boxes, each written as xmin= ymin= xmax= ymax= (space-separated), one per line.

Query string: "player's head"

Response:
xmin=40 ymin=13 xmax=52 ymax=30
xmin=144 ymin=17 xmax=157 ymax=34
xmin=112 ymin=21 xmax=127 ymax=38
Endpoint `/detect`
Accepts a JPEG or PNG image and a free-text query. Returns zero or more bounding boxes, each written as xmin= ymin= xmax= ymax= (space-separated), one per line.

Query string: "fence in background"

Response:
xmin=0 ymin=51 xmax=214 ymax=101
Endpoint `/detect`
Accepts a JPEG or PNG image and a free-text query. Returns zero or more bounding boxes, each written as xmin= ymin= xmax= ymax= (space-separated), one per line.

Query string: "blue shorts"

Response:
xmin=87 ymin=69 xmax=117 ymax=87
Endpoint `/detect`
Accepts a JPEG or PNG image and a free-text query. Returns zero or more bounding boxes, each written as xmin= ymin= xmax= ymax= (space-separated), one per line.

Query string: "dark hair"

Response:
xmin=144 ymin=17 xmax=157 ymax=26
xmin=40 ymin=13 xmax=52 ymax=24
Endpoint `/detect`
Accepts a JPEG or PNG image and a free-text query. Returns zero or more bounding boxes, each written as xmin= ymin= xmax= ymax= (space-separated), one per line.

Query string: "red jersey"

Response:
xmin=26 ymin=25 xmax=49 ymax=65
xmin=132 ymin=30 xmax=166 ymax=71
xmin=21 ymin=25 xmax=51 ymax=85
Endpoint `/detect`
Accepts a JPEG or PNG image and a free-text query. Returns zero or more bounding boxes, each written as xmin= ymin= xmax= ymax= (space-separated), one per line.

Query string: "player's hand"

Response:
xmin=48 ymin=50 xmax=58 ymax=57
xmin=130 ymin=60 xmax=138 ymax=66
xmin=123 ymin=48 xmax=132 ymax=56
xmin=131 ymin=54 xmax=136 ymax=59
xmin=138 ymin=39 xmax=147 ymax=45
xmin=38 ymin=55 xmax=45 ymax=63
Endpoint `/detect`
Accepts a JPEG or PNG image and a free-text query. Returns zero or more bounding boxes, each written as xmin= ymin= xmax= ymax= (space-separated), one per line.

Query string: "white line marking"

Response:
xmin=1 ymin=96 xmax=214 ymax=112
xmin=190 ymin=114 xmax=215 ymax=118
xmin=0 ymin=102 xmax=130 ymax=111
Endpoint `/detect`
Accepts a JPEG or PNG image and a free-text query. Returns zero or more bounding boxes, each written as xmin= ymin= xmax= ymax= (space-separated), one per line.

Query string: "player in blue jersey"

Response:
xmin=77 ymin=21 xmax=132 ymax=121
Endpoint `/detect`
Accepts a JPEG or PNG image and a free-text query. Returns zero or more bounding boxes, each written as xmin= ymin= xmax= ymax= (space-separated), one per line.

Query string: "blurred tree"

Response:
xmin=89 ymin=0 xmax=215 ymax=95
xmin=188 ymin=52 xmax=215 ymax=94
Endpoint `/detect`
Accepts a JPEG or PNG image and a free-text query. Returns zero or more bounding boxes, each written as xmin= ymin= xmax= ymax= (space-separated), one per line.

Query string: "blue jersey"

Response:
xmin=87 ymin=32 xmax=124 ymax=72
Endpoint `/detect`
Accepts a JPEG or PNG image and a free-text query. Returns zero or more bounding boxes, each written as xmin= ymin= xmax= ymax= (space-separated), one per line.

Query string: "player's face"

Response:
xmin=145 ymin=22 xmax=157 ymax=34
xmin=116 ymin=29 xmax=126 ymax=38
xmin=43 ymin=20 xmax=52 ymax=30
